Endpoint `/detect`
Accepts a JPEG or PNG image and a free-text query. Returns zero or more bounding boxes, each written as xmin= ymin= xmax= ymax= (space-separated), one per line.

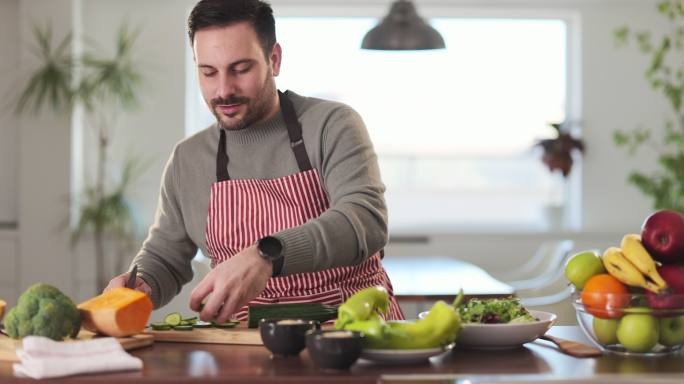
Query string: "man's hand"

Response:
xmin=190 ymin=245 xmax=272 ymax=323
xmin=104 ymin=272 xmax=152 ymax=296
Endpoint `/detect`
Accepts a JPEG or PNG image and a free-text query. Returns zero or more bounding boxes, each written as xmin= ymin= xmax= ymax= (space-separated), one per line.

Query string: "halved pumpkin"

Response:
xmin=78 ymin=288 xmax=153 ymax=337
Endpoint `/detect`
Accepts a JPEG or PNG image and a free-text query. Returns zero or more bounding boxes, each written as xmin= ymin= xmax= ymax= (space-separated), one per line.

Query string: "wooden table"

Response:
xmin=382 ymin=257 xmax=515 ymax=302
xmin=2 ymin=326 xmax=682 ymax=383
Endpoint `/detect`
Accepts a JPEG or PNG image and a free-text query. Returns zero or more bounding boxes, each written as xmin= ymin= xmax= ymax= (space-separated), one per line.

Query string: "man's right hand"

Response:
xmin=104 ymin=272 xmax=152 ymax=296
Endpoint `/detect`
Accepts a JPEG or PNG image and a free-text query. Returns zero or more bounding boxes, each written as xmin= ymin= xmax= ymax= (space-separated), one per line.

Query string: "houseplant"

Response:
xmin=534 ymin=122 xmax=585 ymax=178
xmin=613 ymin=0 xmax=684 ymax=213
xmin=16 ymin=23 xmax=145 ymax=291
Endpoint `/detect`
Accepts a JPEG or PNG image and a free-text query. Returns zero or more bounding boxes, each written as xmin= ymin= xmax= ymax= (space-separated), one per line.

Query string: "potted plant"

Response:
xmin=534 ymin=122 xmax=585 ymax=178
xmin=533 ymin=122 xmax=585 ymax=229
xmin=613 ymin=0 xmax=684 ymax=213
xmin=16 ymin=23 xmax=145 ymax=291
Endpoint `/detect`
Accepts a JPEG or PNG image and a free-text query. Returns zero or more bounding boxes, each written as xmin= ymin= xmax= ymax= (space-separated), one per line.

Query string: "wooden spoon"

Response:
xmin=539 ymin=334 xmax=602 ymax=357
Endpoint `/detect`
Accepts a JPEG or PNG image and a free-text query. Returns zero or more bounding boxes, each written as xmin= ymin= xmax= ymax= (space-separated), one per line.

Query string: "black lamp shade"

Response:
xmin=362 ymin=0 xmax=445 ymax=50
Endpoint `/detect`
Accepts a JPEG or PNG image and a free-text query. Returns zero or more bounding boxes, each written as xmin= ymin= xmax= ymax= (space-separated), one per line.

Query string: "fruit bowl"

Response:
xmin=573 ymin=291 xmax=684 ymax=356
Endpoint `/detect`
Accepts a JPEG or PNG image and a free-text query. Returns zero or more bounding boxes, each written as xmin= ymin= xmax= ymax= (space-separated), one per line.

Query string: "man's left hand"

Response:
xmin=189 ymin=245 xmax=273 ymax=323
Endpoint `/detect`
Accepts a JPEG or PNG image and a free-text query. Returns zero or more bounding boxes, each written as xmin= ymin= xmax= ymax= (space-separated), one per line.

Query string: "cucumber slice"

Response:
xmin=193 ymin=321 xmax=213 ymax=328
xmin=174 ymin=325 xmax=194 ymax=331
xmin=164 ymin=312 xmax=182 ymax=326
xmin=151 ymin=323 xmax=172 ymax=331
xmin=213 ymin=321 xmax=240 ymax=328
xmin=182 ymin=316 xmax=198 ymax=322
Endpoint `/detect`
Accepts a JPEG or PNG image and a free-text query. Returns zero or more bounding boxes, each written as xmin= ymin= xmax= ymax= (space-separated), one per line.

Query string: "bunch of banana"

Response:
xmin=601 ymin=234 xmax=668 ymax=293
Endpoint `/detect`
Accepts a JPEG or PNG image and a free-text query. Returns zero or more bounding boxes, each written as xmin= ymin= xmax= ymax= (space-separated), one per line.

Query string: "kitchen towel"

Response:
xmin=13 ymin=336 xmax=143 ymax=379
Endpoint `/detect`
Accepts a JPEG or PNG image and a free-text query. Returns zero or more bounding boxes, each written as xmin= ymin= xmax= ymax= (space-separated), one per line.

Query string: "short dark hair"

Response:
xmin=188 ymin=0 xmax=276 ymax=57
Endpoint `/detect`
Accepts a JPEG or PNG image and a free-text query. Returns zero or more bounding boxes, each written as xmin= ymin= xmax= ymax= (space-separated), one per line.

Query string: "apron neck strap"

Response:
xmin=216 ymin=129 xmax=230 ymax=181
xmin=215 ymin=90 xmax=312 ymax=182
xmin=279 ymin=90 xmax=313 ymax=173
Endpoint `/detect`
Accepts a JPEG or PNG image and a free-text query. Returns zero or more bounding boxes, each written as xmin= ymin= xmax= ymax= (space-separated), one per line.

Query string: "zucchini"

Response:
xmin=164 ymin=312 xmax=182 ymax=326
xmin=247 ymin=303 xmax=338 ymax=328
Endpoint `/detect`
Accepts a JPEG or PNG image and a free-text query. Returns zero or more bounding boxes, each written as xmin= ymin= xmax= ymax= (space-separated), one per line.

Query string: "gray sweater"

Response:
xmin=133 ymin=91 xmax=388 ymax=308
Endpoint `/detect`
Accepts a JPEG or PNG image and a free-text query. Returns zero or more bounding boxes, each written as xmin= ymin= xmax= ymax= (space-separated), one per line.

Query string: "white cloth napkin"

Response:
xmin=13 ymin=336 xmax=143 ymax=379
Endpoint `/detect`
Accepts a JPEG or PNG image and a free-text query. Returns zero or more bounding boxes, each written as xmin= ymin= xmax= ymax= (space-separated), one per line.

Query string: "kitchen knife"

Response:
xmin=125 ymin=264 xmax=138 ymax=289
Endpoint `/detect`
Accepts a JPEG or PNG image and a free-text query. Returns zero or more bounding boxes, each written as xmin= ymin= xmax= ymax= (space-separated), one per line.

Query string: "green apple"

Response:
xmin=564 ymin=250 xmax=606 ymax=289
xmin=623 ymin=307 xmax=653 ymax=314
xmin=616 ymin=314 xmax=659 ymax=353
xmin=593 ymin=317 xmax=619 ymax=345
xmin=659 ymin=316 xmax=684 ymax=347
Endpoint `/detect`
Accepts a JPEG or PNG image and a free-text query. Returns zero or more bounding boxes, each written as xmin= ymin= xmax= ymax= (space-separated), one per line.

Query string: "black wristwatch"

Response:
xmin=257 ymin=236 xmax=284 ymax=277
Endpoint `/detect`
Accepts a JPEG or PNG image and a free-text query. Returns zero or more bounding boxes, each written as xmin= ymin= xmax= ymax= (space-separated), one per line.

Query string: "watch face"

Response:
xmin=259 ymin=236 xmax=283 ymax=260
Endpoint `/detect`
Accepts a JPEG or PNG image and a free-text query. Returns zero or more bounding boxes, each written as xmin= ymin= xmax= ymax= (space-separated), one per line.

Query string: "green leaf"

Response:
xmin=15 ymin=24 xmax=74 ymax=114
xmin=614 ymin=26 xmax=630 ymax=46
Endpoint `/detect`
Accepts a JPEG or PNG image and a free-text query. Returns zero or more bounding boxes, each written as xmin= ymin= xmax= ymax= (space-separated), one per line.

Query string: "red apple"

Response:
xmin=646 ymin=264 xmax=684 ymax=310
xmin=641 ymin=210 xmax=684 ymax=264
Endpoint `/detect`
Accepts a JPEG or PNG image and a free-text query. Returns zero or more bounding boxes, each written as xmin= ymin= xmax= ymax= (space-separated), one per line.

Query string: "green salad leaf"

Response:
xmin=456 ymin=297 xmax=536 ymax=324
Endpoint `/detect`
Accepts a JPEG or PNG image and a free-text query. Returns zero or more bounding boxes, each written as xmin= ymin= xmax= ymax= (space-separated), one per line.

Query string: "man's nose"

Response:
xmin=216 ymin=73 xmax=237 ymax=99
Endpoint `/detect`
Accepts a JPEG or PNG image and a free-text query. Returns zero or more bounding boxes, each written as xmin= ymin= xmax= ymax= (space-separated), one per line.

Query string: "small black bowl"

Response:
xmin=305 ymin=329 xmax=364 ymax=370
xmin=259 ymin=319 xmax=319 ymax=357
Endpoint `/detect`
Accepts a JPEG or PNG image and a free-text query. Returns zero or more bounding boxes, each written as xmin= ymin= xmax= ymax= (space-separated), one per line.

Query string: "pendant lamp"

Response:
xmin=361 ymin=0 xmax=445 ymax=50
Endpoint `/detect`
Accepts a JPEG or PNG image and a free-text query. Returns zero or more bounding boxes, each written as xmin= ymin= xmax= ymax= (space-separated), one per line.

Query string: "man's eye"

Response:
xmin=201 ymin=69 xmax=217 ymax=77
xmin=234 ymin=65 xmax=252 ymax=74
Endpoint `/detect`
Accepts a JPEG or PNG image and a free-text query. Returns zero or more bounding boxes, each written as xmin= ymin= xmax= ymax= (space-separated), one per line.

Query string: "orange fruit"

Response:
xmin=581 ymin=274 xmax=630 ymax=319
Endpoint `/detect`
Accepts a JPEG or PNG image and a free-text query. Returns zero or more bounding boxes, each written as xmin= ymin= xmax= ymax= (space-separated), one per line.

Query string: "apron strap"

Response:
xmin=279 ymin=90 xmax=313 ymax=172
xmin=217 ymin=129 xmax=230 ymax=182
xmin=215 ymin=90 xmax=312 ymax=182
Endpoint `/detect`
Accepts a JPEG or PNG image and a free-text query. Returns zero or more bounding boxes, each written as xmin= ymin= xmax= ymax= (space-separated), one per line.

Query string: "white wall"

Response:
xmin=0 ymin=0 xmax=673 ymax=310
xmin=0 ymin=0 xmax=19 ymax=225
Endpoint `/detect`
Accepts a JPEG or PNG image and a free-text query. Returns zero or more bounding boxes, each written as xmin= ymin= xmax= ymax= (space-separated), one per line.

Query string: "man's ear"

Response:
xmin=270 ymin=42 xmax=282 ymax=76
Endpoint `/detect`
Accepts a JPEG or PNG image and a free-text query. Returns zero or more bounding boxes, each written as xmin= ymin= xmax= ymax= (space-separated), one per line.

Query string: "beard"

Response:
xmin=210 ymin=75 xmax=277 ymax=131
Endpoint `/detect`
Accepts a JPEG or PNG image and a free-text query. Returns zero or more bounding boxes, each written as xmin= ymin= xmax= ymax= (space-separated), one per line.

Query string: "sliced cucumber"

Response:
xmin=193 ymin=321 xmax=213 ymax=328
xmin=213 ymin=320 xmax=240 ymax=328
xmin=174 ymin=325 xmax=194 ymax=331
xmin=151 ymin=323 xmax=172 ymax=331
xmin=164 ymin=312 xmax=182 ymax=326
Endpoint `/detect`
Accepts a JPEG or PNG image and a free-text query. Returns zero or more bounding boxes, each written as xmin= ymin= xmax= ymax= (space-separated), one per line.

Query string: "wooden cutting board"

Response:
xmin=144 ymin=326 xmax=262 ymax=345
xmin=0 ymin=330 xmax=154 ymax=363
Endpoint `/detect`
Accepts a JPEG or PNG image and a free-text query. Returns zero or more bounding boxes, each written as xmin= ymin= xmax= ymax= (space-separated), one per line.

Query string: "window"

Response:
xmin=186 ymin=16 xmax=578 ymax=233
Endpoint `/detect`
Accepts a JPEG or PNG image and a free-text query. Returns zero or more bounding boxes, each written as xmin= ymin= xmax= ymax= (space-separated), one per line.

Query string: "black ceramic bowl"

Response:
xmin=259 ymin=319 xmax=319 ymax=356
xmin=305 ymin=329 xmax=363 ymax=370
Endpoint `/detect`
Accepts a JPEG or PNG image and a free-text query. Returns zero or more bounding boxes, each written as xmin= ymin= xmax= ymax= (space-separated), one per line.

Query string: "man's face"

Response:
xmin=193 ymin=22 xmax=281 ymax=130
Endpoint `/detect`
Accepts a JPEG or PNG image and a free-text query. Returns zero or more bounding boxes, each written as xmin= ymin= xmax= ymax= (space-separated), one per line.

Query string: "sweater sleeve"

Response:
xmin=273 ymin=107 xmax=388 ymax=274
xmin=132 ymin=145 xmax=198 ymax=308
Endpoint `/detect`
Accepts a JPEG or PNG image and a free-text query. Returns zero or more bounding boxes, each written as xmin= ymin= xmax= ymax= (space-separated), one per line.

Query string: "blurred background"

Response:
xmin=0 ymin=0 xmax=678 ymax=322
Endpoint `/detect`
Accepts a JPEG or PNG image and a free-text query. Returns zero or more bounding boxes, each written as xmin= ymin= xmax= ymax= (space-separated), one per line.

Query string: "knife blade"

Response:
xmin=125 ymin=264 xmax=138 ymax=289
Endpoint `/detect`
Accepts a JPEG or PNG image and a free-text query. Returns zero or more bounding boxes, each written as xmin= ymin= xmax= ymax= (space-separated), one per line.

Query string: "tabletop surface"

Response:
xmin=1 ymin=326 xmax=683 ymax=383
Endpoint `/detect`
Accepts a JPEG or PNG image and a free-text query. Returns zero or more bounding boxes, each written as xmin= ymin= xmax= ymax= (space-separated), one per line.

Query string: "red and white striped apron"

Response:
xmin=204 ymin=90 xmax=404 ymax=321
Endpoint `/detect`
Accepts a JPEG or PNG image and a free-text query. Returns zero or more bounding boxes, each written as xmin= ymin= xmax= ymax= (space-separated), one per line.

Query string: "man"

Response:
xmin=106 ymin=0 xmax=403 ymax=323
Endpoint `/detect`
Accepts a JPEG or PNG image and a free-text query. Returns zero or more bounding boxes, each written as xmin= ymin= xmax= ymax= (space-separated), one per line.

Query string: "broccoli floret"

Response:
xmin=3 ymin=283 xmax=81 ymax=340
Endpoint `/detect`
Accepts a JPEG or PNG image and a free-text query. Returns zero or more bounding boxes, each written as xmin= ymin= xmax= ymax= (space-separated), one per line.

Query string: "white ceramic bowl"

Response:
xmin=418 ymin=309 xmax=556 ymax=349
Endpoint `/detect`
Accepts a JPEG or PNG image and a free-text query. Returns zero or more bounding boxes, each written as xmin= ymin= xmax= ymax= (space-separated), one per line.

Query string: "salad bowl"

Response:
xmin=419 ymin=297 xmax=556 ymax=349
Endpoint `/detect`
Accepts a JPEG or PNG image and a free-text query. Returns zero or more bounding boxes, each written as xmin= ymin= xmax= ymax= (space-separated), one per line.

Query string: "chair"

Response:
xmin=492 ymin=240 xmax=575 ymax=291
xmin=518 ymin=281 xmax=576 ymax=326
xmin=514 ymin=246 xmax=594 ymax=326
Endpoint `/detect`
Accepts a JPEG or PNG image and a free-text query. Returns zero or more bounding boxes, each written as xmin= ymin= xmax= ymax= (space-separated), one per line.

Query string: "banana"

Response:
xmin=602 ymin=247 xmax=662 ymax=293
xmin=620 ymin=234 xmax=668 ymax=291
